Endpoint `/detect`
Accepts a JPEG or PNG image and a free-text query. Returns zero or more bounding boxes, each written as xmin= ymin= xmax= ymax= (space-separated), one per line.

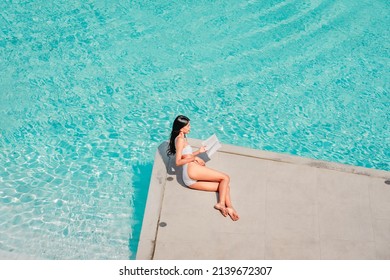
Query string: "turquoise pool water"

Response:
xmin=0 ymin=0 xmax=389 ymax=259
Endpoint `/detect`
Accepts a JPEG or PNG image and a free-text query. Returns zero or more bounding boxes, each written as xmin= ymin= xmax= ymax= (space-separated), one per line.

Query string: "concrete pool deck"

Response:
xmin=137 ymin=139 xmax=390 ymax=260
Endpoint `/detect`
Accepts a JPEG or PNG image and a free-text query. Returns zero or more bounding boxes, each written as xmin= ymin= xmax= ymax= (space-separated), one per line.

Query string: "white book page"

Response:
xmin=202 ymin=134 xmax=221 ymax=157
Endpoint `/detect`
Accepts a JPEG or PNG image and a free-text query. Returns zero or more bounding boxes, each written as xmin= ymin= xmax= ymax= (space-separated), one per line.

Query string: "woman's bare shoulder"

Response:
xmin=175 ymin=135 xmax=185 ymax=145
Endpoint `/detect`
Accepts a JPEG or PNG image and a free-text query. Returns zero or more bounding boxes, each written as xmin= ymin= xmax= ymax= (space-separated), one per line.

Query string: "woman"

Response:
xmin=167 ymin=115 xmax=239 ymax=221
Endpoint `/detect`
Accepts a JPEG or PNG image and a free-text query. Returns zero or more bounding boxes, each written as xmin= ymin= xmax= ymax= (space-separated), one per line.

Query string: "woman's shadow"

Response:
xmin=157 ymin=141 xmax=210 ymax=188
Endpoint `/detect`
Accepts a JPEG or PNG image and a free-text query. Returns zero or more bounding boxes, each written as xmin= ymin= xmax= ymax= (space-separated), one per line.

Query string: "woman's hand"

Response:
xmin=181 ymin=154 xmax=196 ymax=163
xmin=194 ymin=156 xmax=205 ymax=166
xmin=181 ymin=155 xmax=205 ymax=165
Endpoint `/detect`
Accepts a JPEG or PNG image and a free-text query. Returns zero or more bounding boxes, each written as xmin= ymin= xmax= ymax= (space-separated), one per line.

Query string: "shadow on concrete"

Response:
xmin=157 ymin=141 xmax=186 ymax=188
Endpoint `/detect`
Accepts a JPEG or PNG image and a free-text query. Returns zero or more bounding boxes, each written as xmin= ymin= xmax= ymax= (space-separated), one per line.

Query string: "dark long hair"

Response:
xmin=167 ymin=115 xmax=190 ymax=156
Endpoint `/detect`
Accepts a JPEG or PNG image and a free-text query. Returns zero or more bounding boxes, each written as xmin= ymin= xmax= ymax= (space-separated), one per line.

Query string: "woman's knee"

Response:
xmin=220 ymin=173 xmax=230 ymax=182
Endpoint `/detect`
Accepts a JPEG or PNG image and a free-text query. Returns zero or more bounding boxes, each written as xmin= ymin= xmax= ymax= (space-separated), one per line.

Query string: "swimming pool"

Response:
xmin=0 ymin=0 xmax=388 ymax=259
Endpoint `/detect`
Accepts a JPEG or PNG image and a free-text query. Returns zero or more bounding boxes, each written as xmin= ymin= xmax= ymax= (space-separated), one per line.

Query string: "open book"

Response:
xmin=202 ymin=134 xmax=221 ymax=157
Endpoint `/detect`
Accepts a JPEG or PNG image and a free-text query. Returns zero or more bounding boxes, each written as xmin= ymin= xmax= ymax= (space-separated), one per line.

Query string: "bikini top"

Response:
xmin=175 ymin=136 xmax=193 ymax=155
xmin=182 ymin=144 xmax=193 ymax=155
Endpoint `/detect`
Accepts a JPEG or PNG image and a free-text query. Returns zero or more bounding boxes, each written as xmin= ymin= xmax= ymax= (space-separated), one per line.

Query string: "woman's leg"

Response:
xmin=187 ymin=164 xmax=230 ymax=216
xmin=189 ymin=181 xmax=227 ymax=216
xmin=190 ymin=181 xmax=239 ymax=221
xmin=189 ymin=181 xmax=219 ymax=192
xmin=222 ymin=185 xmax=239 ymax=221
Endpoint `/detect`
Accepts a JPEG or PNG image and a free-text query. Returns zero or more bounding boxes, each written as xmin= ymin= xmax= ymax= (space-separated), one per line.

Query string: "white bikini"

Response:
xmin=176 ymin=137 xmax=197 ymax=187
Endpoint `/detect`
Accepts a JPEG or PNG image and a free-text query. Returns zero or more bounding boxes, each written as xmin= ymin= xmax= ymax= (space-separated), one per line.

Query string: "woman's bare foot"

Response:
xmin=214 ymin=203 xmax=227 ymax=217
xmin=226 ymin=207 xmax=239 ymax=221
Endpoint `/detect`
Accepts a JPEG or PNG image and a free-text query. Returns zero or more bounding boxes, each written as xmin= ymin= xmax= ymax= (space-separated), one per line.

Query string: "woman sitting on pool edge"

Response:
xmin=167 ymin=115 xmax=239 ymax=221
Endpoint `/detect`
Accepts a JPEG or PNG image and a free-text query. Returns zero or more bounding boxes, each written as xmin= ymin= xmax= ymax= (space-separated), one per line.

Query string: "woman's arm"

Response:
xmin=192 ymin=146 xmax=206 ymax=156
xmin=175 ymin=137 xmax=195 ymax=166
xmin=193 ymin=156 xmax=205 ymax=166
